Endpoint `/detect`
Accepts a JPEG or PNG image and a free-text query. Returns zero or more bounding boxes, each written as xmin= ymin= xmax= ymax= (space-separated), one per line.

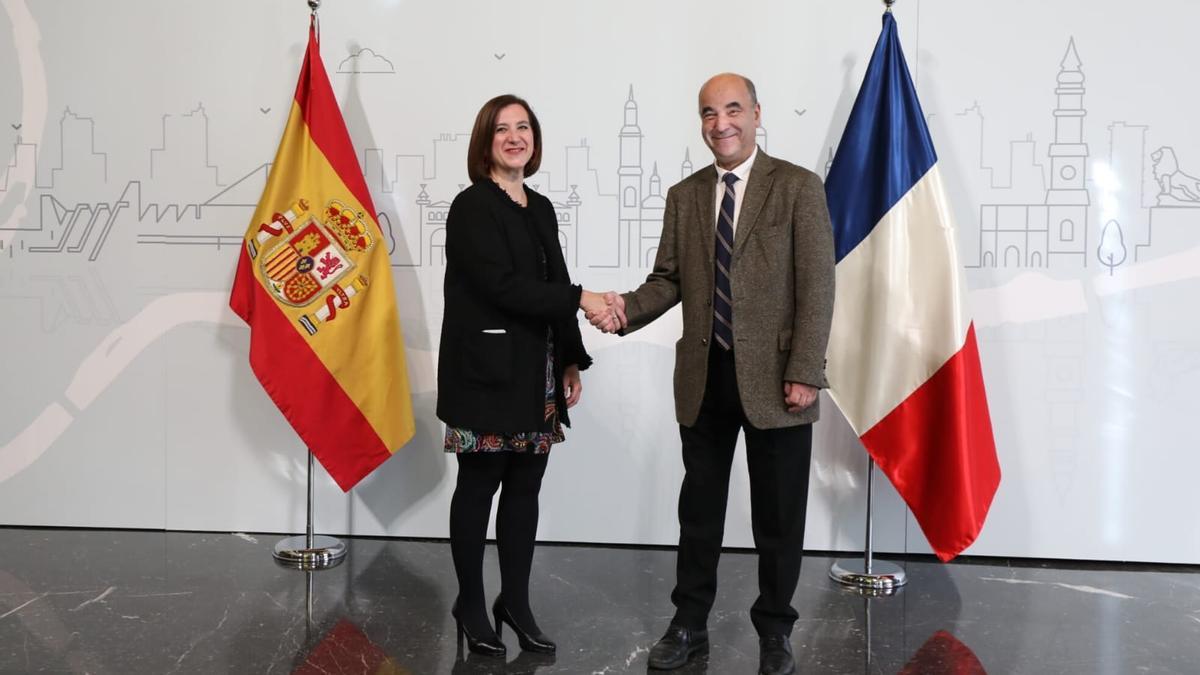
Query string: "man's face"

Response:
xmin=699 ymin=75 xmax=760 ymax=170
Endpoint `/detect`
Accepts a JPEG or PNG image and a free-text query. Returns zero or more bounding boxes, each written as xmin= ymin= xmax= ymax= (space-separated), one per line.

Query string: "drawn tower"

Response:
xmin=618 ymin=86 xmax=643 ymax=266
xmin=1045 ymin=37 xmax=1090 ymax=265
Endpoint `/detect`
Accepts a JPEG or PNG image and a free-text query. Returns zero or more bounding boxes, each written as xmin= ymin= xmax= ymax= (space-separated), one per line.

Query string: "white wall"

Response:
xmin=2 ymin=0 xmax=1198 ymax=563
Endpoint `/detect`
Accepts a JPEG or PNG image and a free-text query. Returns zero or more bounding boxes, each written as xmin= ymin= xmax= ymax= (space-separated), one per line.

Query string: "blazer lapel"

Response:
xmin=732 ymin=150 xmax=776 ymax=259
xmin=695 ymin=167 xmax=718 ymax=268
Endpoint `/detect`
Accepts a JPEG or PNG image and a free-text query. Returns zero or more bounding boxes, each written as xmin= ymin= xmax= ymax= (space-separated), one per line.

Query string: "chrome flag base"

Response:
xmin=273 ymin=535 xmax=346 ymax=570
xmin=830 ymin=458 xmax=907 ymax=594
xmin=829 ymin=559 xmax=907 ymax=593
xmin=272 ymin=450 xmax=346 ymax=571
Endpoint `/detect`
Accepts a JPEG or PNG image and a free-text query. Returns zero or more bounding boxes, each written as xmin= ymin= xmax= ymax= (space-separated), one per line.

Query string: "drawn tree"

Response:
xmin=1097 ymin=219 xmax=1127 ymax=275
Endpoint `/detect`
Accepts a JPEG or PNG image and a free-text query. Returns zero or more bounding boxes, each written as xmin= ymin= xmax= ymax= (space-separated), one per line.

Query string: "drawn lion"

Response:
xmin=1151 ymin=146 xmax=1200 ymax=205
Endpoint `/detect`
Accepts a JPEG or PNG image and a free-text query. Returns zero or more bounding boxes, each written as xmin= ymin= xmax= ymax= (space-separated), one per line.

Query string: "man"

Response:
xmin=590 ymin=73 xmax=834 ymax=675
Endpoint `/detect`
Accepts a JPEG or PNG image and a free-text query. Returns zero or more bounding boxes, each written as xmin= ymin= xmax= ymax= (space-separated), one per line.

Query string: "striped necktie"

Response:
xmin=713 ymin=172 xmax=738 ymax=350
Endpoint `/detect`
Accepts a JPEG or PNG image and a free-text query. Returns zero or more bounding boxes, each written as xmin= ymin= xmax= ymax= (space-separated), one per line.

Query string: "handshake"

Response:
xmin=580 ymin=290 xmax=627 ymax=334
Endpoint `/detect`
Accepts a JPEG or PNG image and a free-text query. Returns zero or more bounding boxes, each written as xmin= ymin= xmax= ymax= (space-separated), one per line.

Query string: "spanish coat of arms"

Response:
xmin=247 ymin=198 xmax=375 ymax=335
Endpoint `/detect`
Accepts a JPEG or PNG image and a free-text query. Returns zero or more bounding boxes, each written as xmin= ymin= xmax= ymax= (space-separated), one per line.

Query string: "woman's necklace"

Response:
xmin=491 ymin=173 xmax=527 ymax=207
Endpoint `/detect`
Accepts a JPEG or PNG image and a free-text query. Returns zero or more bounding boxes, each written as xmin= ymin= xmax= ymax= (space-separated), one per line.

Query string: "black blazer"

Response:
xmin=437 ymin=180 xmax=592 ymax=433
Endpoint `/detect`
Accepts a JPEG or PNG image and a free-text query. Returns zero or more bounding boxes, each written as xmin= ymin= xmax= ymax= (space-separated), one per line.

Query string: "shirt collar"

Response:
xmin=714 ymin=146 xmax=758 ymax=185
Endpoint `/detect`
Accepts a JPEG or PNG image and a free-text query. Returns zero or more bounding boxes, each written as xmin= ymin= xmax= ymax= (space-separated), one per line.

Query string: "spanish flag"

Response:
xmin=230 ymin=18 xmax=414 ymax=491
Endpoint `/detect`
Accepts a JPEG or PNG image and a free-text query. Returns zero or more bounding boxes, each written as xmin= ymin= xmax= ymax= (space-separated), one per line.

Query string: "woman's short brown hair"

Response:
xmin=466 ymin=94 xmax=542 ymax=184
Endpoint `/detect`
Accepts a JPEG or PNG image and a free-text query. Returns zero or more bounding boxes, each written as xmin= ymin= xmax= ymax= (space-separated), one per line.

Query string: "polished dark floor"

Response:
xmin=1 ymin=528 xmax=1197 ymax=674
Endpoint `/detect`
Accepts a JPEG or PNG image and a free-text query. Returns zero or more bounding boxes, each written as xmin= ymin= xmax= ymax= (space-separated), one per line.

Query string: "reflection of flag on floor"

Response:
xmin=825 ymin=11 xmax=1001 ymax=561
xmin=230 ymin=17 xmax=414 ymax=491
xmin=293 ymin=619 xmax=409 ymax=675
xmin=899 ymin=630 xmax=987 ymax=675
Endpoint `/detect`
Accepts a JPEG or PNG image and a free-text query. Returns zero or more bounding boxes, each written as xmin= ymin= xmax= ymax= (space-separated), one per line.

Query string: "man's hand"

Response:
xmin=563 ymin=365 xmax=582 ymax=407
xmin=582 ymin=290 xmax=627 ymax=334
xmin=601 ymin=292 xmax=627 ymax=332
xmin=784 ymin=381 xmax=818 ymax=413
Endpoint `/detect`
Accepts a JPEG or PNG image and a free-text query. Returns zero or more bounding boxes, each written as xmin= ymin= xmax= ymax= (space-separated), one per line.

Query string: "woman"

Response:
xmin=438 ymin=94 xmax=609 ymax=657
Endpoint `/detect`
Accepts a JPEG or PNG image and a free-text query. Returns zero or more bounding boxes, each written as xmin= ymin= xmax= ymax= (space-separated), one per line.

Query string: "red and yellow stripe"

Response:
xmin=230 ymin=19 xmax=414 ymax=491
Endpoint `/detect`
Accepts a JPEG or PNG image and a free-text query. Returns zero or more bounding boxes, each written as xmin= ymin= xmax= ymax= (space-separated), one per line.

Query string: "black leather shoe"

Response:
xmin=758 ymin=634 xmax=795 ymax=675
xmin=493 ymin=597 xmax=556 ymax=653
xmin=451 ymin=599 xmax=506 ymax=657
xmin=648 ymin=624 xmax=709 ymax=670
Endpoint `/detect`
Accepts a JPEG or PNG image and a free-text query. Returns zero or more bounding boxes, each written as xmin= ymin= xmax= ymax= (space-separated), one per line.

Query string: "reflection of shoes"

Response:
xmin=506 ymin=650 xmax=557 ymax=674
xmin=451 ymin=651 xmax=510 ymax=675
xmin=758 ymin=634 xmax=795 ymax=675
xmin=647 ymin=624 xmax=709 ymax=670
xmin=451 ymin=598 xmax=506 ymax=657
xmin=493 ymin=597 xmax=556 ymax=654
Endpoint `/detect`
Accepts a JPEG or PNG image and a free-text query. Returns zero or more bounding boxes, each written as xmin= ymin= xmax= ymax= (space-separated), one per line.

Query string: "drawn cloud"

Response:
xmin=337 ymin=48 xmax=395 ymax=74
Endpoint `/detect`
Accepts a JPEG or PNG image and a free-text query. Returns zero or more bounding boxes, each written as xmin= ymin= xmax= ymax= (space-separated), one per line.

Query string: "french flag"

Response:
xmin=824 ymin=12 xmax=1001 ymax=562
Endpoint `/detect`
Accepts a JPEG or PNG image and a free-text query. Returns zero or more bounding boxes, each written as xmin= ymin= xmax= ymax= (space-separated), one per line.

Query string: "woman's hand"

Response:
xmin=563 ymin=365 xmax=582 ymax=408
xmin=580 ymin=290 xmax=607 ymax=316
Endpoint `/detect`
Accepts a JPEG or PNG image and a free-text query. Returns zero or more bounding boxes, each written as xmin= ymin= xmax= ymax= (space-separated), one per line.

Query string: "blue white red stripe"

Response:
xmin=824 ymin=12 xmax=1000 ymax=562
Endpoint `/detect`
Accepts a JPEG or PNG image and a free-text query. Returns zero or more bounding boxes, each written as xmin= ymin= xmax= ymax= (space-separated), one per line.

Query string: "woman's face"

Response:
xmin=490 ymin=103 xmax=535 ymax=176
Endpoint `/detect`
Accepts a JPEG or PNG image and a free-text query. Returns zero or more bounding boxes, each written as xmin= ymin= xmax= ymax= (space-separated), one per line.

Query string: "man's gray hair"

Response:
xmin=740 ymin=75 xmax=758 ymax=106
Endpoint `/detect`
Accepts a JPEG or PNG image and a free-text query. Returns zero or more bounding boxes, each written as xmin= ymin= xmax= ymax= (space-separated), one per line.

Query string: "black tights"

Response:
xmin=449 ymin=451 xmax=549 ymax=637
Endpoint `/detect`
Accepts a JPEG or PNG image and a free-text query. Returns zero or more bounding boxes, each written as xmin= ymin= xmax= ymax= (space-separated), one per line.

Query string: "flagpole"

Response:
xmin=273 ymin=450 xmax=348 ymax=569
xmin=307 ymin=449 xmax=315 ymax=547
xmin=865 ymin=456 xmax=875 ymax=574
xmin=305 ymin=570 xmax=315 ymax=644
xmin=829 ymin=458 xmax=907 ymax=591
xmin=864 ymin=592 xmax=873 ymax=671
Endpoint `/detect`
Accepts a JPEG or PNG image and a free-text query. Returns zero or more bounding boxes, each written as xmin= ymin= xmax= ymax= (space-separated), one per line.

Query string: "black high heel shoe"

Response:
xmin=452 ymin=599 xmax=506 ymax=657
xmin=493 ymin=597 xmax=556 ymax=654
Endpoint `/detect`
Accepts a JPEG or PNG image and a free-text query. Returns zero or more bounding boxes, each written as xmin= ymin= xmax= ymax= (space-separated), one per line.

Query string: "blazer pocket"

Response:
xmin=758 ymin=221 xmax=784 ymax=239
xmin=464 ymin=330 xmax=513 ymax=386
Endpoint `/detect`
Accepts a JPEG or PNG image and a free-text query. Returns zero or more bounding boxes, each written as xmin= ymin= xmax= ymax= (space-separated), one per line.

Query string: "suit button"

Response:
xmin=706 ymin=299 xmax=712 ymax=307
xmin=701 ymin=337 xmax=708 ymax=345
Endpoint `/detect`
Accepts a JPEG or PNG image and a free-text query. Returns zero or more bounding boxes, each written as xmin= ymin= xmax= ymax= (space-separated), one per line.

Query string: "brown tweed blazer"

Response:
xmin=621 ymin=149 xmax=836 ymax=429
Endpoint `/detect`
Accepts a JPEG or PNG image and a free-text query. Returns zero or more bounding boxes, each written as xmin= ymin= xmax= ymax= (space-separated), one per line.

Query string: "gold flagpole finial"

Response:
xmin=308 ymin=0 xmax=320 ymax=13
xmin=884 ymin=0 xmax=895 ymax=12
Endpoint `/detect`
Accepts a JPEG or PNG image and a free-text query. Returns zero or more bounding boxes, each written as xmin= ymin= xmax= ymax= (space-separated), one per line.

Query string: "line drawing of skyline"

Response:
xmin=916 ymin=38 xmax=1200 ymax=273
xmin=1 ymin=40 xmax=1196 ymax=276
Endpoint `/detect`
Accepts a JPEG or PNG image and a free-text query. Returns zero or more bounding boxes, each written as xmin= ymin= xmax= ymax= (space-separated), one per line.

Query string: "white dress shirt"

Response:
xmin=712 ymin=146 xmax=758 ymax=234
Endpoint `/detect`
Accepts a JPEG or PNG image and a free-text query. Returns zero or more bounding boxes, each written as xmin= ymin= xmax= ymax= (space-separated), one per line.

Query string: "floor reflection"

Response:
xmin=898 ymin=630 xmax=987 ymax=675
xmin=293 ymin=618 xmax=409 ymax=674
xmin=283 ymin=538 xmax=451 ymax=674
xmin=450 ymin=650 xmax=557 ymax=675
xmin=1 ymin=529 xmax=1197 ymax=673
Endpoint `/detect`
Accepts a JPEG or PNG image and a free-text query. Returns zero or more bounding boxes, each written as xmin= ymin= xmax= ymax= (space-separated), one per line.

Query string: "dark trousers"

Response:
xmin=449 ymin=451 xmax=549 ymax=634
xmin=671 ymin=347 xmax=814 ymax=637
